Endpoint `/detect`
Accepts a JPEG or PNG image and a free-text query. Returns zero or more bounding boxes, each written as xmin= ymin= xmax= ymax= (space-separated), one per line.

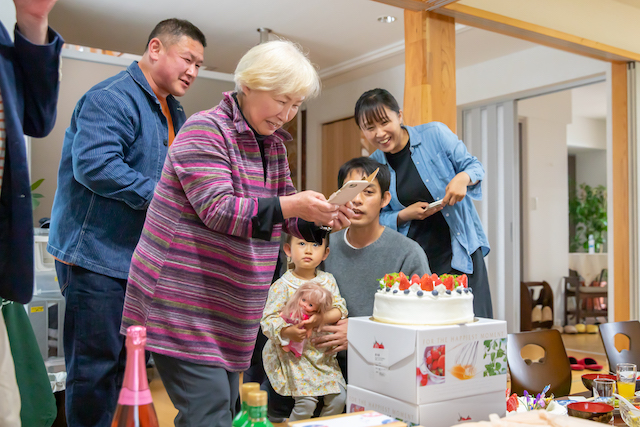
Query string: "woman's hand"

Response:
xmin=280 ymin=192 xmax=354 ymax=230
xmin=398 ymin=201 xmax=444 ymax=225
xmin=312 ymin=318 xmax=348 ymax=355
xmin=281 ymin=324 xmax=308 ymax=343
xmin=326 ymin=203 xmax=354 ymax=231
xmin=442 ymin=172 xmax=472 ymax=206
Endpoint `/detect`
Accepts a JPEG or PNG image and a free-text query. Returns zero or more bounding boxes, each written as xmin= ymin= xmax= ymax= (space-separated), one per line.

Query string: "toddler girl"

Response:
xmin=261 ymin=235 xmax=348 ymax=422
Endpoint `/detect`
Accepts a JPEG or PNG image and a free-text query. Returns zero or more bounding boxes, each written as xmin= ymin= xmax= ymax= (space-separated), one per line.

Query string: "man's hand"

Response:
xmin=442 ymin=172 xmax=472 ymax=206
xmin=281 ymin=324 xmax=308 ymax=343
xmin=14 ymin=0 xmax=58 ymax=44
xmin=312 ymin=318 xmax=348 ymax=355
xmin=398 ymin=201 xmax=444 ymax=225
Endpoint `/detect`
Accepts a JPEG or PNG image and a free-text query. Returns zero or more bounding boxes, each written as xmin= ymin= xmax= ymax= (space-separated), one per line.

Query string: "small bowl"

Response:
xmin=582 ymin=373 xmax=617 ymax=391
xmin=618 ymin=396 xmax=640 ymax=427
xmin=567 ymin=402 xmax=614 ymax=424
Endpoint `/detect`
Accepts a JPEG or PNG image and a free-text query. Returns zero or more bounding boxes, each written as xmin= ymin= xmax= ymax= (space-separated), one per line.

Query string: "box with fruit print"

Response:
xmin=347 ymin=317 xmax=507 ymax=405
xmin=347 ymin=385 xmax=506 ymax=427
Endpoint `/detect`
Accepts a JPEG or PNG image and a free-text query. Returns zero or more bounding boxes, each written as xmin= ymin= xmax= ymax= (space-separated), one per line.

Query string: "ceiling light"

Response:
xmin=377 ymin=16 xmax=396 ymax=23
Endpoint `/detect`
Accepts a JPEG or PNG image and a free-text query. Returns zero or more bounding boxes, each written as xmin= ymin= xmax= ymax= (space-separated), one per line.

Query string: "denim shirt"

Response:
xmin=370 ymin=122 xmax=490 ymax=273
xmin=48 ymin=61 xmax=186 ymax=279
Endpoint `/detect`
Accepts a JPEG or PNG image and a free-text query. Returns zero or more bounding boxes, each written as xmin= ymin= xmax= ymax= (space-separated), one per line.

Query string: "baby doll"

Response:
xmin=279 ymin=282 xmax=333 ymax=357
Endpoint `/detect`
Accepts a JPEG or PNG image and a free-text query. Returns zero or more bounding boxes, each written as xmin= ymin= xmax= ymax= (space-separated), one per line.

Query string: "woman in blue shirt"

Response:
xmin=355 ymin=88 xmax=492 ymax=318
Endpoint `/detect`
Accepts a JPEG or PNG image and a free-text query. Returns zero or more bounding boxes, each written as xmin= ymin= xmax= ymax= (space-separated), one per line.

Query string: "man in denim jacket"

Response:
xmin=47 ymin=18 xmax=206 ymax=427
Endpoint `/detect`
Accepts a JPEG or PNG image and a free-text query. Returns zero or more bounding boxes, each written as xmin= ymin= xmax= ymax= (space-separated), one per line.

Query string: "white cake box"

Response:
xmin=347 ymin=384 xmax=506 ymax=427
xmin=347 ymin=317 xmax=507 ymax=405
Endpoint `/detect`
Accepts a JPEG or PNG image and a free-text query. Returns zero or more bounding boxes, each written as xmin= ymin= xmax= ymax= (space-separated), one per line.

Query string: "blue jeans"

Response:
xmin=56 ymin=261 xmax=127 ymax=427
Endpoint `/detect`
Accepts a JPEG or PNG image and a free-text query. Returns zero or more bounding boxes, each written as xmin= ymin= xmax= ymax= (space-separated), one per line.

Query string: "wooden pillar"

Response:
xmin=612 ymin=61 xmax=630 ymax=322
xmin=403 ymin=10 xmax=457 ymax=131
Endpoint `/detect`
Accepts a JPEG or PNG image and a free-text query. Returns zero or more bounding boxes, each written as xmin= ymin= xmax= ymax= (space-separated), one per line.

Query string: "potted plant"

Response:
xmin=31 ymin=178 xmax=44 ymax=210
xmin=568 ymin=183 xmax=607 ymax=253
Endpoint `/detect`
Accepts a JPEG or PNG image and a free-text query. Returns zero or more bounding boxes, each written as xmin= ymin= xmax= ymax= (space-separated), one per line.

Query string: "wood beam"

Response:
xmin=372 ymin=0 xmax=459 ymax=12
xmin=612 ymin=62 xmax=630 ymax=322
xmin=403 ymin=10 xmax=456 ymax=131
xmin=436 ymin=3 xmax=640 ymax=63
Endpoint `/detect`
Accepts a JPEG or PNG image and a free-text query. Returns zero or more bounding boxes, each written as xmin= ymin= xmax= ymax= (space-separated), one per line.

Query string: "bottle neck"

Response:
xmin=247 ymin=404 xmax=268 ymax=423
xmin=118 ymin=343 xmax=152 ymax=405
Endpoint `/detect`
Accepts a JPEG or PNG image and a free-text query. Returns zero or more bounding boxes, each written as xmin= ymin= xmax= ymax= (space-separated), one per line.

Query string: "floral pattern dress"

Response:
xmin=261 ymin=270 xmax=348 ymax=397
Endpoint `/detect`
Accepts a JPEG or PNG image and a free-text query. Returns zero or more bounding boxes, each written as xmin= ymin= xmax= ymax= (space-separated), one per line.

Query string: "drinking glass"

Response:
xmin=617 ymin=363 xmax=637 ymax=399
xmin=593 ymin=378 xmax=616 ymax=405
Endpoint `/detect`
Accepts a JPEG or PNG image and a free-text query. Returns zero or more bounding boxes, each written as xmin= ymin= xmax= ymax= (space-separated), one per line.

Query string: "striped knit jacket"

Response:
xmin=121 ymin=92 xmax=304 ymax=370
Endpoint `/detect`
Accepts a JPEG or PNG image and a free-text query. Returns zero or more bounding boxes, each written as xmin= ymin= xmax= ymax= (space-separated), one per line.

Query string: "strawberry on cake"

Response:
xmin=372 ymin=272 xmax=475 ymax=325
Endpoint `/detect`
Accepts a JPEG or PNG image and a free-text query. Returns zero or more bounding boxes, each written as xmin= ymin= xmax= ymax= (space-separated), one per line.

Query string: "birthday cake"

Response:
xmin=372 ymin=273 xmax=475 ymax=325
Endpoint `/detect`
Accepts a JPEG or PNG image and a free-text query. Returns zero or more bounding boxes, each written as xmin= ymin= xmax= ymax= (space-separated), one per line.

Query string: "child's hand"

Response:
xmin=281 ymin=324 xmax=308 ymax=342
xmin=302 ymin=313 xmax=324 ymax=333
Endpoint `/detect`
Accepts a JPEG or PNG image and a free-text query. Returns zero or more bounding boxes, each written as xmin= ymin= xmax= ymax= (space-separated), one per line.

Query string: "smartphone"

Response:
xmin=326 ymin=167 xmax=379 ymax=206
xmin=428 ymin=199 xmax=443 ymax=209
xmin=327 ymin=180 xmax=371 ymax=205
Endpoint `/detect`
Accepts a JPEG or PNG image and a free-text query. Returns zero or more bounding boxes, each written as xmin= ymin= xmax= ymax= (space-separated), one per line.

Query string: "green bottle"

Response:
xmin=232 ymin=382 xmax=261 ymax=427
xmin=247 ymin=390 xmax=274 ymax=427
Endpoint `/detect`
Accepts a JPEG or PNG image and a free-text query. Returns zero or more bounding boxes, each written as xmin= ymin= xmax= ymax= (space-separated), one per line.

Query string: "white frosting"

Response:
xmin=372 ymin=280 xmax=474 ymax=325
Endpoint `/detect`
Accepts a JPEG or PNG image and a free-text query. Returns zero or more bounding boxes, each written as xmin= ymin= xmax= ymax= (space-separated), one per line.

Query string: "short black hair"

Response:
xmin=337 ymin=157 xmax=390 ymax=194
xmin=354 ymin=88 xmax=401 ymax=129
xmin=146 ymin=18 xmax=207 ymax=51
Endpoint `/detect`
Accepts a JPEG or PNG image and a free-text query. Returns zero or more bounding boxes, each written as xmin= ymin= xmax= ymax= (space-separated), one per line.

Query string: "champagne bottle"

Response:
xmin=111 ymin=326 xmax=159 ymax=427
xmin=233 ymin=382 xmax=261 ymax=427
xmin=247 ymin=390 xmax=274 ymax=427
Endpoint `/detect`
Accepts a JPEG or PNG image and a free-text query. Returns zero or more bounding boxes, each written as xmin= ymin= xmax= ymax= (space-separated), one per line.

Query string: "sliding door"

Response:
xmin=459 ymin=101 xmax=520 ymax=332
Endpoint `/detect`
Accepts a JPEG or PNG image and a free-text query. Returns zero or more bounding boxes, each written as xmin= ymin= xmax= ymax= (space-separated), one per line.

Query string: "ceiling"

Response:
xmin=49 ymin=0 xmax=545 ymax=77
xmin=49 ymin=0 xmax=407 ymax=74
xmin=49 ymin=0 xmax=606 ymax=121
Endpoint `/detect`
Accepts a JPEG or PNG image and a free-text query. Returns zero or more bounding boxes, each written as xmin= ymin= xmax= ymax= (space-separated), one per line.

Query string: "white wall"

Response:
xmin=519 ymin=90 xmax=572 ymax=325
xmin=567 ymin=117 xmax=606 ymax=150
xmin=457 ymin=45 xmax=608 ymax=107
xmin=575 ymin=150 xmax=607 ymax=189
xmin=0 ymin=3 xmax=16 ymax=39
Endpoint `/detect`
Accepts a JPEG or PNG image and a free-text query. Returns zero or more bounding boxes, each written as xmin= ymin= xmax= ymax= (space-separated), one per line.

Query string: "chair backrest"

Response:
xmin=599 ymin=321 xmax=640 ymax=372
xmin=507 ymin=329 xmax=572 ymax=396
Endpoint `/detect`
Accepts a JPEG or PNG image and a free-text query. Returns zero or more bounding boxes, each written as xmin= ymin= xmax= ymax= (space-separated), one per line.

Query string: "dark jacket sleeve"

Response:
xmin=252 ymin=197 xmax=328 ymax=243
xmin=13 ymin=26 xmax=63 ymax=138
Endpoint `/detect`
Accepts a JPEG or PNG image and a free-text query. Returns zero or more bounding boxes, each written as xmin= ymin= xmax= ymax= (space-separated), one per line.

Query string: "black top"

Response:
xmin=385 ymin=140 xmax=453 ymax=274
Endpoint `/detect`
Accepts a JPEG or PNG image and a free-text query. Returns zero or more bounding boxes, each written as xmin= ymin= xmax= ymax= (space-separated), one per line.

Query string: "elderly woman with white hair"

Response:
xmin=121 ymin=40 xmax=352 ymax=426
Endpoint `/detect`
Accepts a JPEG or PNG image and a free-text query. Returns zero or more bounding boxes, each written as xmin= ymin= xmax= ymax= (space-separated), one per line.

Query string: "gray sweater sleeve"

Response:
xmin=400 ymin=240 xmax=432 ymax=278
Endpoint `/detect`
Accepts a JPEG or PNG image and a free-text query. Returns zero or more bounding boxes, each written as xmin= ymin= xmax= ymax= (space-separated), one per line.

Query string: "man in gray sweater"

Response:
xmin=315 ymin=157 xmax=430 ymax=356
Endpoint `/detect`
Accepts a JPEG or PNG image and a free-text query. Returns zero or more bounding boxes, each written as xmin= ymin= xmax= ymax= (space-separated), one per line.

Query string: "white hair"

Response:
xmin=234 ymin=39 xmax=321 ymax=99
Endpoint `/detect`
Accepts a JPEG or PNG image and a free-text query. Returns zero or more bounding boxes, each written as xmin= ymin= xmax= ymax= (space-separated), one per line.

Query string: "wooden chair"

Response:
xmin=599 ymin=321 xmax=640 ymax=373
xmin=507 ymin=329 xmax=572 ymax=396
xmin=564 ymin=274 xmax=608 ymax=325
xmin=520 ymin=281 xmax=554 ymax=331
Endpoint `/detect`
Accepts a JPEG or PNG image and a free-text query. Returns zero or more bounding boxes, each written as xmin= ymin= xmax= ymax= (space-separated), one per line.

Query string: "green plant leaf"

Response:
xmin=30 ymin=178 xmax=44 ymax=191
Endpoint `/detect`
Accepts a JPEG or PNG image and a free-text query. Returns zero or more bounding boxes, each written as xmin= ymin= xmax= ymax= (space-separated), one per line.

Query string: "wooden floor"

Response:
xmin=149 ymin=331 xmax=608 ymax=427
